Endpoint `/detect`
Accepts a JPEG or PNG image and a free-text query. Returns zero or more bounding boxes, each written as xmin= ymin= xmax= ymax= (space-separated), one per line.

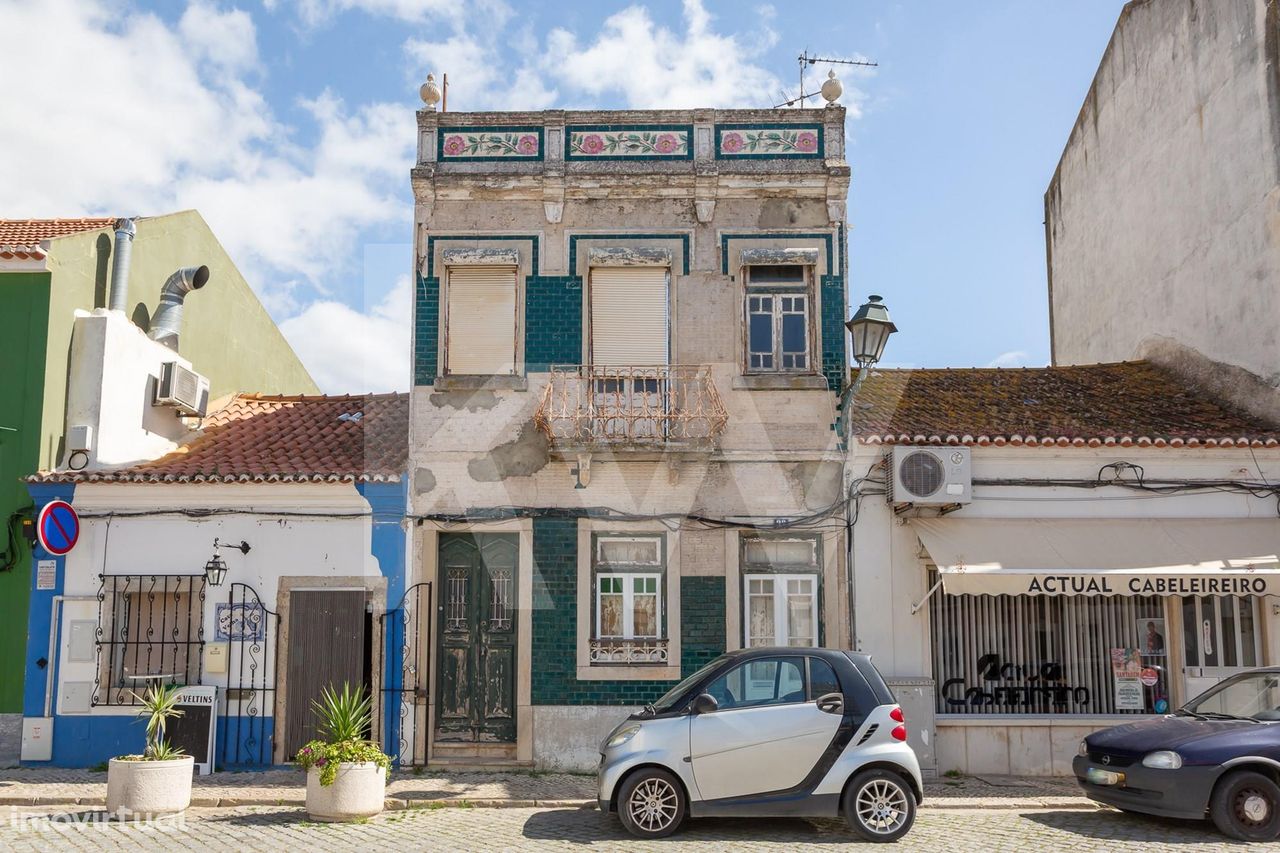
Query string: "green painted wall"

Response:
xmin=0 ymin=273 xmax=52 ymax=712
xmin=530 ymin=517 xmax=726 ymax=705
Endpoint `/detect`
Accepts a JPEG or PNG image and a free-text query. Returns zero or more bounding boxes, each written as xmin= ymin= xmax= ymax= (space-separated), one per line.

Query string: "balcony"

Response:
xmin=534 ymin=365 xmax=728 ymax=450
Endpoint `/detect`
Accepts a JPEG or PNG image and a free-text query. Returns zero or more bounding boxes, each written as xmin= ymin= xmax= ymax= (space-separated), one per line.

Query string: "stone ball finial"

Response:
xmin=821 ymin=70 xmax=843 ymax=105
xmin=420 ymin=73 xmax=442 ymax=109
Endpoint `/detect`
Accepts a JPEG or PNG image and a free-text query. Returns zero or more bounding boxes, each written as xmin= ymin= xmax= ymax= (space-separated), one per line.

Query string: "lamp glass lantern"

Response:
xmin=846 ymin=294 xmax=897 ymax=369
xmin=204 ymin=552 xmax=228 ymax=587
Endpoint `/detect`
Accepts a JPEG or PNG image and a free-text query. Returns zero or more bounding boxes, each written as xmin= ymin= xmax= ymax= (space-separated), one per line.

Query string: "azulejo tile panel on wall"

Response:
xmin=438 ymin=126 xmax=544 ymax=160
xmin=715 ymin=124 xmax=824 ymax=159
xmin=565 ymin=125 xmax=694 ymax=160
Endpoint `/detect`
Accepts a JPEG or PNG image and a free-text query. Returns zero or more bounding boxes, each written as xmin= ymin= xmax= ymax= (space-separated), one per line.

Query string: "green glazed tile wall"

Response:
xmin=530 ymin=517 xmax=726 ymax=705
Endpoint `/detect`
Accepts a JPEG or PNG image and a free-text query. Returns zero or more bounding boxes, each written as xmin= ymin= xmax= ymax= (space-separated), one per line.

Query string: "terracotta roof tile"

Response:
xmin=0 ymin=218 xmax=116 ymax=260
xmin=37 ymin=393 xmax=409 ymax=483
xmin=848 ymin=361 xmax=1280 ymax=449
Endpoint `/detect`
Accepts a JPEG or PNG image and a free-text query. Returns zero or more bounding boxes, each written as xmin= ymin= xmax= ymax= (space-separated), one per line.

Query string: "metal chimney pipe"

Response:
xmin=148 ymin=265 xmax=210 ymax=351
xmin=107 ymin=218 xmax=136 ymax=312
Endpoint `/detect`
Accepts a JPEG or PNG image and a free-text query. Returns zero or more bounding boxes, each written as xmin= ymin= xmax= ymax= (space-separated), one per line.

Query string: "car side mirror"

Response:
xmin=692 ymin=693 xmax=718 ymax=714
xmin=816 ymin=692 xmax=844 ymax=715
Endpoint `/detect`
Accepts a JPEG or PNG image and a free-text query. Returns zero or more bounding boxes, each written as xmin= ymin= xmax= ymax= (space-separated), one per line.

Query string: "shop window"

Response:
xmin=928 ymin=573 xmax=1171 ymax=716
xmin=744 ymin=265 xmax=813 ymax=373
xmin=741 ymin=535 xmax=821 ymax=648
xmin=97 ymin=574 xmax=206 ymax=706
xmin=591 ymin=535 xmax=667 ymax=665
xmin=444 ymin=265 xmax=518 ymax=375
xmin=1181 ymin=595 xmax=1262 ymax=668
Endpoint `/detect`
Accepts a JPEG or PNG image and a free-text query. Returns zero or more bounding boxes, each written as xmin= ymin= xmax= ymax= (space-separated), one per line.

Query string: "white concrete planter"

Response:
xmin=105 ymin=756 xmax=194 ymax=818
xmin=305 ymin=762 xmax=386 ymax=822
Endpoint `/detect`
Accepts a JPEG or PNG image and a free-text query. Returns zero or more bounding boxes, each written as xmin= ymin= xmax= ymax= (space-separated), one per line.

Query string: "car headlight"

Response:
xmin=1078 ymin=739 xmax=1089 ymax=756
xmin=605 ymin=725 xmax=641 ymax=749
xmin=1141 ymin=750 xmax=1183 ymax=769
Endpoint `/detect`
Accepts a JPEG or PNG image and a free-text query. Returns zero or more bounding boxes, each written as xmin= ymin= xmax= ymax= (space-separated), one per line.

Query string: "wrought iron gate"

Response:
xmin=377 ymin=582 xmax=432 ymax=766
xmin=220 ymin=582 xmax=279 ymax=767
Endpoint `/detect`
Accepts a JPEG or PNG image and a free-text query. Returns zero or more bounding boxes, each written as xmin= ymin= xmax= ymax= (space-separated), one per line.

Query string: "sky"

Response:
xmin=0 ymin=0 xmax=1128 ymax=392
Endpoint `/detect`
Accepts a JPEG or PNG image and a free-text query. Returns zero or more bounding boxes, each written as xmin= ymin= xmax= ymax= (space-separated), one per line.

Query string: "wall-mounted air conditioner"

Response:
xmin=155 ymin=362 xmax=209 ymax=417
xmin=890 ymin=446 xmax=971 ymax=506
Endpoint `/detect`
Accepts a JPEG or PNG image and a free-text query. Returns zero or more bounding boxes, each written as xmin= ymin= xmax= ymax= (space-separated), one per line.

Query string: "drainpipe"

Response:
xmin=107 ymin=219 xmax=135 ymax=313
xmin=148 ymin=265 xmax=210 ymax=351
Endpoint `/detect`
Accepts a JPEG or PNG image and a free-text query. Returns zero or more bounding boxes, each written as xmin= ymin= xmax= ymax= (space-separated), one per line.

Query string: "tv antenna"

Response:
xmin=778 ymin=51 xmax=878 ymax=108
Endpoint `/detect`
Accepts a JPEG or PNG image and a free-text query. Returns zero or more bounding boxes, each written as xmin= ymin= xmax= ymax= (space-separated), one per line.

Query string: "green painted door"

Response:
xmin=436 ymin=534 xmax=518 ymax=743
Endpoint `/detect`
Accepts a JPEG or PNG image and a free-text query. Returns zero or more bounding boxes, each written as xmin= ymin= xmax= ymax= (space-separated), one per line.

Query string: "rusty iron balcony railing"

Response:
xmin=534 ymin=365 xmax=728 ymax=449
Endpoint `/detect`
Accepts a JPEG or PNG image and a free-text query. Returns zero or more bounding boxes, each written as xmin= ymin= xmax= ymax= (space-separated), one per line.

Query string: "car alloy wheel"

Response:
xmin=1210 ymin=770 xmax=1280 ymax=841
xmin=617 ymin=768 xmax=687 ymax=839
xmin=844 ymin=768 xmax=917 ymax=843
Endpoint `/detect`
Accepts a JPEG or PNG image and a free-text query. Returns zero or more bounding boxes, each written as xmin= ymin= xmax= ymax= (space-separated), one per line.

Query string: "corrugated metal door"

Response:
xmin=284 ymin=589 xmax=366 ymax=755
xmin=589 ymin=266 xmax=669 ymax=365
xmin=445 ymin=266 xmax=517 ymax=374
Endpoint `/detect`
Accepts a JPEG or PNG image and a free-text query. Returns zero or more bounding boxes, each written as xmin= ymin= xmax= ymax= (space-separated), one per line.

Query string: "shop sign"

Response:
xmin=941 ymin=653 xmax=1091 ymax=709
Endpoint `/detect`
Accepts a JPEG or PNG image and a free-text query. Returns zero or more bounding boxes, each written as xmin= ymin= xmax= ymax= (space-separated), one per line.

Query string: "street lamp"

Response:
xmin=204 ymin=537 xmax=250 ymax=587
xmin=845 ymin=294 xmax=897 ymax=370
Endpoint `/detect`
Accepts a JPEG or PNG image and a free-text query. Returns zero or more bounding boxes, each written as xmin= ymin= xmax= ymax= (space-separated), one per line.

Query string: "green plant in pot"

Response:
xmin=295 ymin=683 xmax=391 ymax=822
xmin=106 ymin=683 xmax=195 ymax=817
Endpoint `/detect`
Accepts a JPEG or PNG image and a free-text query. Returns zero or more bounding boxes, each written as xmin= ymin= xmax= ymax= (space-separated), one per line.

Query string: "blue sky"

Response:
xmin=1 ymin=0 xmax=1127 ymax=390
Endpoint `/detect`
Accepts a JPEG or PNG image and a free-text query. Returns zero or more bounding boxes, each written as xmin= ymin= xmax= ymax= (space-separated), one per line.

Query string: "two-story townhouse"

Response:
xmin=407 ymin=105 xmax=855 ymax=769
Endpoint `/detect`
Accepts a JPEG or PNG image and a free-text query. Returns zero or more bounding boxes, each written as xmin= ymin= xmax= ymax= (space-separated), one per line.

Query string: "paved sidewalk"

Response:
xmin=0 ymin=768 xmax=1094 ymax=811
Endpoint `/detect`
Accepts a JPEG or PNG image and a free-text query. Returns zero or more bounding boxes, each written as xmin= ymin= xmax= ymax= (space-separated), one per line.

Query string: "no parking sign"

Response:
xmin=36 ymin=500 xmax=79 ymax=556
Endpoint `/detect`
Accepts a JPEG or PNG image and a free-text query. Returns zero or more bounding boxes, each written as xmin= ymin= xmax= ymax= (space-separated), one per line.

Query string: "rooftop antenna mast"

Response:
xmin=783 ymin=51 xmax=878 ymax=108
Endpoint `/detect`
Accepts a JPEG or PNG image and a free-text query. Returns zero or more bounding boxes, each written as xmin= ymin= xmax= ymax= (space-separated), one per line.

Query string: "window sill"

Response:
xmin=433 ymin=375 xmax=527 ymax=391
xmin=733 ymin=374 xmax=829 ymax=391
xmin=577 ymin=663 xmax=683 ymax=681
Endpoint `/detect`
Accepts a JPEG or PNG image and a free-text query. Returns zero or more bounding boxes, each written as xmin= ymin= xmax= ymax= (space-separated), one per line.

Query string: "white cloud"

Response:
xmin=0 ymin=0 xmax=412 ymax=315
xmin=267 ymin=0 xmax=496 ymax=28
xmin=279 ymin=274 xmax=411 ymax=392
xmin=987 ymin=350 xmax=1030 ymax=369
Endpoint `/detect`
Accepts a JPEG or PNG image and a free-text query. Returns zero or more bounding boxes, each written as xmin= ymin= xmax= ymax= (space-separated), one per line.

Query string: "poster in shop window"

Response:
xmin=1111 ymin=647 xmax=1145 ymax=711
xmin=1140 ymin=619 xmax=1166 ymax=656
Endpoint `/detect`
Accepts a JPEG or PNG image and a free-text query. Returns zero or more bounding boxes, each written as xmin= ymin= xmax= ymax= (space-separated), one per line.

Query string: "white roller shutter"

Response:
xmin=445 ymin=266 xmax=517 ymax=375
xmin=590 ymin=266 xmax=669 ymax=366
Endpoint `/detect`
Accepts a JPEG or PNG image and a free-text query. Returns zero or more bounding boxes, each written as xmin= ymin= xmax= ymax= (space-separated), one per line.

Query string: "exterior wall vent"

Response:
xmin=154 ymin=362 xmax=209 ymax=417
xmin=889 ymin=447 xmax=971 ymax=506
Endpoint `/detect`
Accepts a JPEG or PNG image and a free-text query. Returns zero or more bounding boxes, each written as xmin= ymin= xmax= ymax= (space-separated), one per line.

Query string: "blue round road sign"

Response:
xmin=37 ymin=500 xmax=79 ymax=556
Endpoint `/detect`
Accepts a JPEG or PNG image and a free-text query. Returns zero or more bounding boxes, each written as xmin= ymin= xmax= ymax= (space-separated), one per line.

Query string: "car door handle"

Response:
xmin=816 ymin=692 xmax=844 ymax=714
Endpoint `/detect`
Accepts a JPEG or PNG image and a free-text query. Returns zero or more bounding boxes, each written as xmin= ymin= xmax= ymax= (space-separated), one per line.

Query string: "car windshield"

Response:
xmin=1182 ymin=672 xmax=1280 ymax=721
xmin=647 ymin=655 xmax=730 ymax=713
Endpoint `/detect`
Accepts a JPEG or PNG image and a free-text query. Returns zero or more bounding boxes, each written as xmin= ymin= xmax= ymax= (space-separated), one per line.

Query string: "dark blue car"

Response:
xmin=1073 ymin=668 xmax=1280 ymax=841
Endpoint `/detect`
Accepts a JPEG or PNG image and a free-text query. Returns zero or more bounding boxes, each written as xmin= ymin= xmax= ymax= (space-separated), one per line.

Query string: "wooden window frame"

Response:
xmin=742 ymin=264 xmax=817 ymax=376
xmin=740 ymin=533 xmax=823 ymax=648
xmin=592 ymin=534 xmax=667 ymax=644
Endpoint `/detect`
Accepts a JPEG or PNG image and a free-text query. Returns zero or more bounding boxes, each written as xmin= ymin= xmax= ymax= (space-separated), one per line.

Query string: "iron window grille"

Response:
xmin=94 ymin=573 xmax=206 ymax=707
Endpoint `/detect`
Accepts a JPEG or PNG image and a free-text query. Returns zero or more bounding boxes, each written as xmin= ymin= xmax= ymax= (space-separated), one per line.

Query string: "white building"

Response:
xmin=845 ymin=360 xmax=1280 ymax=776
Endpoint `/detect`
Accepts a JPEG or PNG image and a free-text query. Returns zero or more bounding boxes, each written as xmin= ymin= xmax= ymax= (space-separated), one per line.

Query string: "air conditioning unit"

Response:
xmin=155 ymin=362 xmax=209 ymax=417
xmin=890 ymin=446 xmax=971 ymax=506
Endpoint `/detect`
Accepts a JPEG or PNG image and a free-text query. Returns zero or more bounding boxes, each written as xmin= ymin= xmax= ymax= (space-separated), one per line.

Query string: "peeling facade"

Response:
xmin=409 ymin=107 xmax=852 ymax=768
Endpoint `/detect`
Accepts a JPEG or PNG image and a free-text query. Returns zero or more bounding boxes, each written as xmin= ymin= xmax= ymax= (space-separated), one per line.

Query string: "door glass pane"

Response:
xmin=780 ymin=298 xmax=807 ymax=370
xmin=785 ymin=577 xmax=816 ymax=647
xmin=598 ymin=538 xmax=661 ymax=565
xmin=1182 ymin=596 xmax=1199 ymax=667
xmin=1221 ymin=595 xmax=1238 ymax=667
xmin=809 ymin=658 xmax=840 ymax=699
xmin=744 ymin=539 xmax=816 ymax=567
xmin=747 ymin=577 xmax=775 ymax=647
xmin=632 ymin=576 xmax=658 ymax=638
xmin=1240 ymin=597 xmax=1258 ymax=667
xmin=778 ymin=659 xmax=805 ymax=701
xmin=599 ymin=576 xmax=623 ymax=637
xmin=1199 ymin=596 xmax=1219 ymax=666
xmin=706 ymin=658 xmax=804 ymax=710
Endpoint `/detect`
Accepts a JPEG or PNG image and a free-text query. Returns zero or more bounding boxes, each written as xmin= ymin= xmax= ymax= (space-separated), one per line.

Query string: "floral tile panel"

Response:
xmin=439 ymin=128 xmax=542 ymax=159
xmin=717 ymin=125 xmax=823 ymax=158
xmin=567 ymin=127 xmax=691 ymax=159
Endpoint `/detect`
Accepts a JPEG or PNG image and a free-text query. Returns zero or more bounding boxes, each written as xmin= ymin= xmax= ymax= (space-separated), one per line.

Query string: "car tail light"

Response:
xmin=891 ymin=725 xmax=908 ymax=742
xmin=889 ymin=706 xmax=905 ymax=723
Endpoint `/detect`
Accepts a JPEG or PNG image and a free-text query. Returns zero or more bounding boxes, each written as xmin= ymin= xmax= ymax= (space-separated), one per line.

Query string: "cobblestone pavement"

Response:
xmin=0 ymin=768 xmax=1086 ymax=809
xmin=0 ymin=805 xmax=1247 ymax=851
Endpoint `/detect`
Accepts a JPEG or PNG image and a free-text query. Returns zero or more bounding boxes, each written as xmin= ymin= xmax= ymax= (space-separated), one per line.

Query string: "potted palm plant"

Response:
xmin=106 ymin=683 xmax=194 ymax=818
xmin=295 ymin=682 xmax=391 ymax=822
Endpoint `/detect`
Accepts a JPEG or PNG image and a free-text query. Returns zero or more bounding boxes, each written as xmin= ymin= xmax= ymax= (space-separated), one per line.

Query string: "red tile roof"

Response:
xmin=848 ymin=361 xmax=1280 ymax=448
xmin=37 ymin=393 xmax=409 ymax=483
xmin=0 ymin=218 xmax=117 ymax=260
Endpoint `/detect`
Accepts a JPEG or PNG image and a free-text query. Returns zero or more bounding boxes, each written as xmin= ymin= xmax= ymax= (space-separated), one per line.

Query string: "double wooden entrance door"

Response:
xmin=436 ymin=534 xmax=518 ymax=743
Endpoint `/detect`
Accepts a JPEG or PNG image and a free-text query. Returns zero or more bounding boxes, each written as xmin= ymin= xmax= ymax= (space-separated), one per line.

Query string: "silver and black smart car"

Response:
xmin=597 ymin=647 xmax=923 ymax=842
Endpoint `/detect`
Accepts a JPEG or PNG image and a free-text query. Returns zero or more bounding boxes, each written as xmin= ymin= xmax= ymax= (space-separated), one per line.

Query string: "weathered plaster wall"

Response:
xmin=1046 ymin=0 xmax=1280 ymax=387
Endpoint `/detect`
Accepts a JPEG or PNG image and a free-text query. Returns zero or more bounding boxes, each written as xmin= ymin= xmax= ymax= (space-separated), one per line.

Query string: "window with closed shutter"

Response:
xmin=445 ymin=266 xmax=517 ymax=375
xmin=589 ymin=266 xmax=669 ymax=366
